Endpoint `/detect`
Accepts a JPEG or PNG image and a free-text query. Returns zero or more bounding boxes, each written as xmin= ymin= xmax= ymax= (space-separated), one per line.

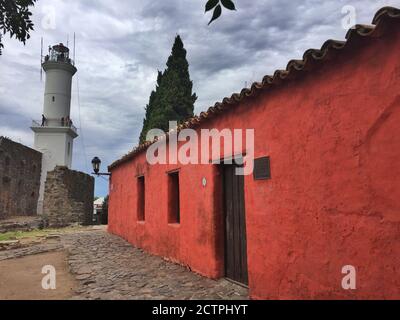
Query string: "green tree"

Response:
xmin=139 ymin=35 xmax=197 ymax=144
xmin=0 ymin=0 xmax=37 ymax=55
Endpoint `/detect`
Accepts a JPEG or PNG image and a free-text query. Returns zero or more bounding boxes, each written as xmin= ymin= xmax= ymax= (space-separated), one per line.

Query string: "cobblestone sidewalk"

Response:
xmin=63 ymin=230 xmax=249 ymax=300
xmin=0 ymin=239 xmax=63 ymax=261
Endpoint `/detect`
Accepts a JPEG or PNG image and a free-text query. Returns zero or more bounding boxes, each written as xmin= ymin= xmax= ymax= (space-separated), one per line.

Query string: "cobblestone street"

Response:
xmin=0 ymin=227 xmax=248 ymax=300
xmin=63 ymin=230 xmax=248 ymax=300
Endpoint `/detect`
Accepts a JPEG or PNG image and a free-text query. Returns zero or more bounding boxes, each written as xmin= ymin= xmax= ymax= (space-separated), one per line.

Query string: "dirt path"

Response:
xmin=0 ymin=251 xmax=77 ymax=300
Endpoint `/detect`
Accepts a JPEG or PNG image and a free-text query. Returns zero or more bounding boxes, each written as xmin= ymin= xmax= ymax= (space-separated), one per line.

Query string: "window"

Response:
xmin=168 ymin=171 xmax=180 ymax=224
xmin=52 ymin=96 xmax=55 ymax=102
xmin=137 ymin=176 xmax=145 ymax=221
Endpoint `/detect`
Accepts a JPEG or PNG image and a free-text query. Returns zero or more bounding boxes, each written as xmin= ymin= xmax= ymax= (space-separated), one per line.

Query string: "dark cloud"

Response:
xmin=0 ymin=0 xmax=398 ymax=195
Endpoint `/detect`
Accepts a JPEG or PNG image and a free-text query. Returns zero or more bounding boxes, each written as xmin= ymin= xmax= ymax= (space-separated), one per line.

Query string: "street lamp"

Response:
xmin=91 ymin=157 xmax=111 ymax=176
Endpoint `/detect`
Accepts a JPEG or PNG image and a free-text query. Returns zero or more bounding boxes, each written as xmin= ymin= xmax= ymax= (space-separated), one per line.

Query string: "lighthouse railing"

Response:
xmin=31 ymin=119 xmax=78 ymax=134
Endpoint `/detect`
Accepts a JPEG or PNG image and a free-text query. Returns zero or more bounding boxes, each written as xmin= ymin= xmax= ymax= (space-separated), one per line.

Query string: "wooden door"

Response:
xmin=223 ymin=164 xmax=249 ymax=285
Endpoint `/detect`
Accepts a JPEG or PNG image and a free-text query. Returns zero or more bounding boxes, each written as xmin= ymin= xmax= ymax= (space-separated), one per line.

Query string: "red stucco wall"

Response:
xmin=109 ymin=24 xmax=400 ymax=299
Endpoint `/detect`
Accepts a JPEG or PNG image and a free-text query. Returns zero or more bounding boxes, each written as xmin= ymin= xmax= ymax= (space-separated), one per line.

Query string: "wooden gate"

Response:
xmin=223 ymin=164 xmax=249 ymax=285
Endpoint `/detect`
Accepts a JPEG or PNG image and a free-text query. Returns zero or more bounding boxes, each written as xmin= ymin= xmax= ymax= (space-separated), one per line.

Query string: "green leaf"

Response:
xmin=208 ymin=4 xmax=222 ymax=25
xmin=221 ymin=0 xmax=236 ymax=10
xmin=205 ymin=0 xmax=219 ymax=12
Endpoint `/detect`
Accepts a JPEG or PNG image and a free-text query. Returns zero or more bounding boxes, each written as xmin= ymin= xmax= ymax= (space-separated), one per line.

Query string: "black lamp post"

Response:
xmin=91 ymin=157 xmax=111 ymax=176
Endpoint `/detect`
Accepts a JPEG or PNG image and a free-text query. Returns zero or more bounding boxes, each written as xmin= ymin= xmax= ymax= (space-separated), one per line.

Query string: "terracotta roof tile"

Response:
xmin=109 ymin=6 xmax=400 ymax=170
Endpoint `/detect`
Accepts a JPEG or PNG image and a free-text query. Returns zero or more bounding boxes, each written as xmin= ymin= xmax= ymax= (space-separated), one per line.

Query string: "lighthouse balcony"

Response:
xmin=31 ymin=119 xmax=78 ymax=136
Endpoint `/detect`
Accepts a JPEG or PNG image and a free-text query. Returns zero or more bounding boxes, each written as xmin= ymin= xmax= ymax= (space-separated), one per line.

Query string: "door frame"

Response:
xmin=220 ymin=160 xmax=249 ymax=286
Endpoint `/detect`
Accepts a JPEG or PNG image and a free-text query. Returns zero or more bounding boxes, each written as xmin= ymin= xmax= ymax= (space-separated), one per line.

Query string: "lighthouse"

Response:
xmin=31 ymin=43 xmax=78 ymax=214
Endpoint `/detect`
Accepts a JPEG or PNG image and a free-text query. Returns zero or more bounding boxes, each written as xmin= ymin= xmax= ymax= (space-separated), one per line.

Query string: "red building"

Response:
xmin=108 ymin=7 xmax=400 ymax=299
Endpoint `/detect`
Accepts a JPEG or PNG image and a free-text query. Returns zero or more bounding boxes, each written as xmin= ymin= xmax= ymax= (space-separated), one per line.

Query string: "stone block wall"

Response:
xmin=0 ymin=137 xmax=42 ymax=220
xmin=43 ymin=166 xmax=94 ymax=227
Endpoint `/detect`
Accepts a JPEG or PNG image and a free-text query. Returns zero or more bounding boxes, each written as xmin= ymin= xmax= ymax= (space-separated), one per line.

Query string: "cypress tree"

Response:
xmin=139 ymin=35 xmax=197 ymax=144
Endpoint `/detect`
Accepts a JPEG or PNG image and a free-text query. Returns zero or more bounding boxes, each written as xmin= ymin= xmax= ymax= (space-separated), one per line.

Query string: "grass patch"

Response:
xmin=0 ymin=226 xmax=85 ymax=242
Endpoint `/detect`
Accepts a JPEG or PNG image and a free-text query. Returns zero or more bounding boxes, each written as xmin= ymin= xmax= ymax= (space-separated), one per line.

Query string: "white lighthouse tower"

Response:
xmin=31 ymin=43 xmax=78 ymax=214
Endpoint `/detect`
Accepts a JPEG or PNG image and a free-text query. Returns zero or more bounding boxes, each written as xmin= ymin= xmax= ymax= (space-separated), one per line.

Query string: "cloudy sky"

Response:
xmin=0 ymin=0 xmax=398 ymax=196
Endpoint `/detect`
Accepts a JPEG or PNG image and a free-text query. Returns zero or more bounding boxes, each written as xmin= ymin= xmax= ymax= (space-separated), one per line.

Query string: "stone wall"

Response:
xmin=43 ymin=166 xmax=94 ymax=227
xmin=0 ymin=137 xmax=42 ymax=220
